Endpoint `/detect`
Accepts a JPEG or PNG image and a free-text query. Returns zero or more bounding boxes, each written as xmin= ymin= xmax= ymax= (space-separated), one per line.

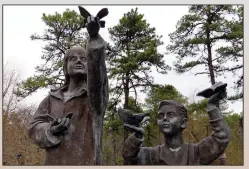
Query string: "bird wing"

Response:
xmin=131 ymin=112 xmax=150 ymax=123
xmin=96 ymin=8 xmax=109 ymax=19
xmin=141 ymin=116 xmax=150 ymax=124
xmin=214 ymin=83 xmax=227 ymax=93
xmin=133 ymin=112 xmax=150 ymax=117
xmin=78 ymin=6 xmax=91 ymax=19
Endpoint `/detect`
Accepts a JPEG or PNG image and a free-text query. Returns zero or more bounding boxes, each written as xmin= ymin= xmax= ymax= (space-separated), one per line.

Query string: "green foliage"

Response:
xmin=127 ymin=96 xmax=143 ymax=113
xmin=16 ymin=9 xmax=87 ymax=98
xmin=222 ymin=113 xmax=243 ymax=165
xmin=187 ymin=99 xmax=208 ymax=115
xmin=107 ymin=8 xmax=170 ymax=143
xmin=167 ymin=5 xmax=243 ymax=99
xmin=15 ymin=75 xmax=49 ymax=98
xmin=224 ymin=113 xmax=242 ymax=128
xmin=103 ymin=96 xmax=143 ymax=164
xmin=215 ymin=6 xmax=243 ymax=100
xmin=146 ymin=84 xmax=187 ymax=109
xmin=107 ymin=8 xmax=170 ymax=107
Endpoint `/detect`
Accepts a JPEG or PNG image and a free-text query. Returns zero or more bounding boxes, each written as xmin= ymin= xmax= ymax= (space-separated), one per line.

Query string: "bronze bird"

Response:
xmin=46 ymin=112 xmax=73 ymax=124
xmin=197 ymin=82 xmax=227 ymax=98
xmin=78 ymin=6 xmax=109 ymax=28
xmin=118 ymin=109 xmax=150 ymax=127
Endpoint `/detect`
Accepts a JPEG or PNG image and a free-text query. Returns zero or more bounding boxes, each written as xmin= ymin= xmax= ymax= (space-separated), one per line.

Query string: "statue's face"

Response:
xmin=67 ymin=48 xmax=87 ymax=77
xmin=157 ymin=104 xmax=186 ymax=135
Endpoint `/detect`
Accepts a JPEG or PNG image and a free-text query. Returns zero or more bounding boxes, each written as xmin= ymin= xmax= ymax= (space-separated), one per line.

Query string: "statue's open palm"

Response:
xmin=50 ymin=117 xmax=70 ymax=135
xmin=124 ymin=123 xmax=144 ymax=139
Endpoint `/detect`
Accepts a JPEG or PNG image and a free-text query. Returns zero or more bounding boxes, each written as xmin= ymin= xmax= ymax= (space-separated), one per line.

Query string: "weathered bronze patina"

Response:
xmin=28 ymin=7 xmax=109 ymax=165
xmin=122 ymin=84 xmax=230 ymax=165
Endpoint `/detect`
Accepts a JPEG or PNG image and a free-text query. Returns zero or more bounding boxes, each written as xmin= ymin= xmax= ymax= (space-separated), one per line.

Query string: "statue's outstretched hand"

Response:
xmin=124 ymin=123 xmax=144 ymax=139
xmin=86 ymin=15 xmax=100 ymax=37
xmin=208 ymin=88 xmax=227 ymax=106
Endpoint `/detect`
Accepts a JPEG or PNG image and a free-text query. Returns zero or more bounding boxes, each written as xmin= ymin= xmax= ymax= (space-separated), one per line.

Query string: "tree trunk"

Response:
xmin=123 ymin=72 xmax=130 ymax=142
xmin=206 ymin=12 xmax=225 ymax=164
xmin=123 ymin=72 xmax=130 ymax=165
xmin=206 ymin=32 xmax=215 ymax=85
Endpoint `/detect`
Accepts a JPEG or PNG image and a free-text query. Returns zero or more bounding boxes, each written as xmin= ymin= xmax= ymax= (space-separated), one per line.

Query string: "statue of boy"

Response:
xmin=122 ymin=88 xmax=230 ymax=165
xmin=28 ymin=11 xmax=108 ymax=165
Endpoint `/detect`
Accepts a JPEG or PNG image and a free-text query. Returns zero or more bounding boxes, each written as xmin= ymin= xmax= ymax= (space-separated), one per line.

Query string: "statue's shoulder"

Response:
xmin=36 ymin=94 xmax=51 ymax=109
xmin=48 ymin=88 xmax=64 ymax=100
xmin=39 ymin=88 xmax=61 ymax=105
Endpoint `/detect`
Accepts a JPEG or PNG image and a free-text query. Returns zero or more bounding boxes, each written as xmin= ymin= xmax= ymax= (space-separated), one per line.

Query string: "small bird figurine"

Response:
xmin=118 ymin=109 xmax=150 ymax=127
xmin=46 ymin=112 xmax=73 ymax=124
xmin=197 ymin=82 xmax=227 ymax=98
xmin=78 ymin=6 xmax=108 ymax=28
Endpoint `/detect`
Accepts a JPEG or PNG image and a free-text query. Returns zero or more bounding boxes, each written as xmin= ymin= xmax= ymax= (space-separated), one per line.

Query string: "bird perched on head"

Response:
xmin=78 ymin=6 xmax=109 ymax=28
xmin=118 ymin=109 xmax=150 ymax=127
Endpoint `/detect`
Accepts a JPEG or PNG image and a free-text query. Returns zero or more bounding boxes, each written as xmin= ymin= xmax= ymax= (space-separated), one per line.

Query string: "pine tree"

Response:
xmin=107 ymin=8 xmax=170 ymax=141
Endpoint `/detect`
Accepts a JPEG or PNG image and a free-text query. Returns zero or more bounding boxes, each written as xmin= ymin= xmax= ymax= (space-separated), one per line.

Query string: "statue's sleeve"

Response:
xmin=87 ymin=34 xmax=109 ymax=117
xmin=28 ymin=96 xmax=62 ymax=149
xmin=87 ymin=34 xmax=109 ymax=164
xmin=122 ymin=133 xmax=157 ymax=165
xmin=196 ymin=105 xmax=231 ymax=165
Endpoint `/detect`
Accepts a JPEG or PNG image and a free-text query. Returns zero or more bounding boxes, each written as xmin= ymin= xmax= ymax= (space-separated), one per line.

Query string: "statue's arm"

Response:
xmin=122 ymin=133 xmax=156 ymax=165
xmin=28 ymin=96 xmax=62 ymax=149
xmin=122 ymin=133 xmax=143 ymax=164
xmin=87 ymin=34 xmax=109 ymax=116
xmin=196 ymin=104 xmax=231 ymax=165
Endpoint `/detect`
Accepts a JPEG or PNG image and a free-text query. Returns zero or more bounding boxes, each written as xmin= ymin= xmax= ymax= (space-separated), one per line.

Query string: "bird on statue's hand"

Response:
xmin=118 ymin=108 xmax=150 ymax=127
xmin=78 ymin=6 xmax=108 ymax=28
xmin=197 ymin=82 xmax=227 ymax=98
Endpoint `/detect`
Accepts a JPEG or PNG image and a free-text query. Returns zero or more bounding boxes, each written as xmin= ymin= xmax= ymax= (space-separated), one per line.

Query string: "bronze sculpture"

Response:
xmin=121 ymin=82 xmax=230 ymax=165
xmin=28 ymin=7 xmax=109 ymax=165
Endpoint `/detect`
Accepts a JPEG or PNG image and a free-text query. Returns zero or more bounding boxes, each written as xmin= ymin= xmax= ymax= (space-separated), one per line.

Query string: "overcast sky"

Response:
xmin=3 ymin=5 xmax=243 ymax=113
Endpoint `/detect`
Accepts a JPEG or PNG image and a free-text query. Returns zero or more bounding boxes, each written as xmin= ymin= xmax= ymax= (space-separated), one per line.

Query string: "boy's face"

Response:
xmin=157 ymin=104 xmax=186 ymax=135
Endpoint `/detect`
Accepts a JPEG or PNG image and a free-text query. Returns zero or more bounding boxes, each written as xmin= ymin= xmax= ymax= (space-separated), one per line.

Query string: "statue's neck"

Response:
xmin=67 ymin=76 xmax=87 ymax=93
xmin=164 ymin=132 xmax=184 ymax=149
